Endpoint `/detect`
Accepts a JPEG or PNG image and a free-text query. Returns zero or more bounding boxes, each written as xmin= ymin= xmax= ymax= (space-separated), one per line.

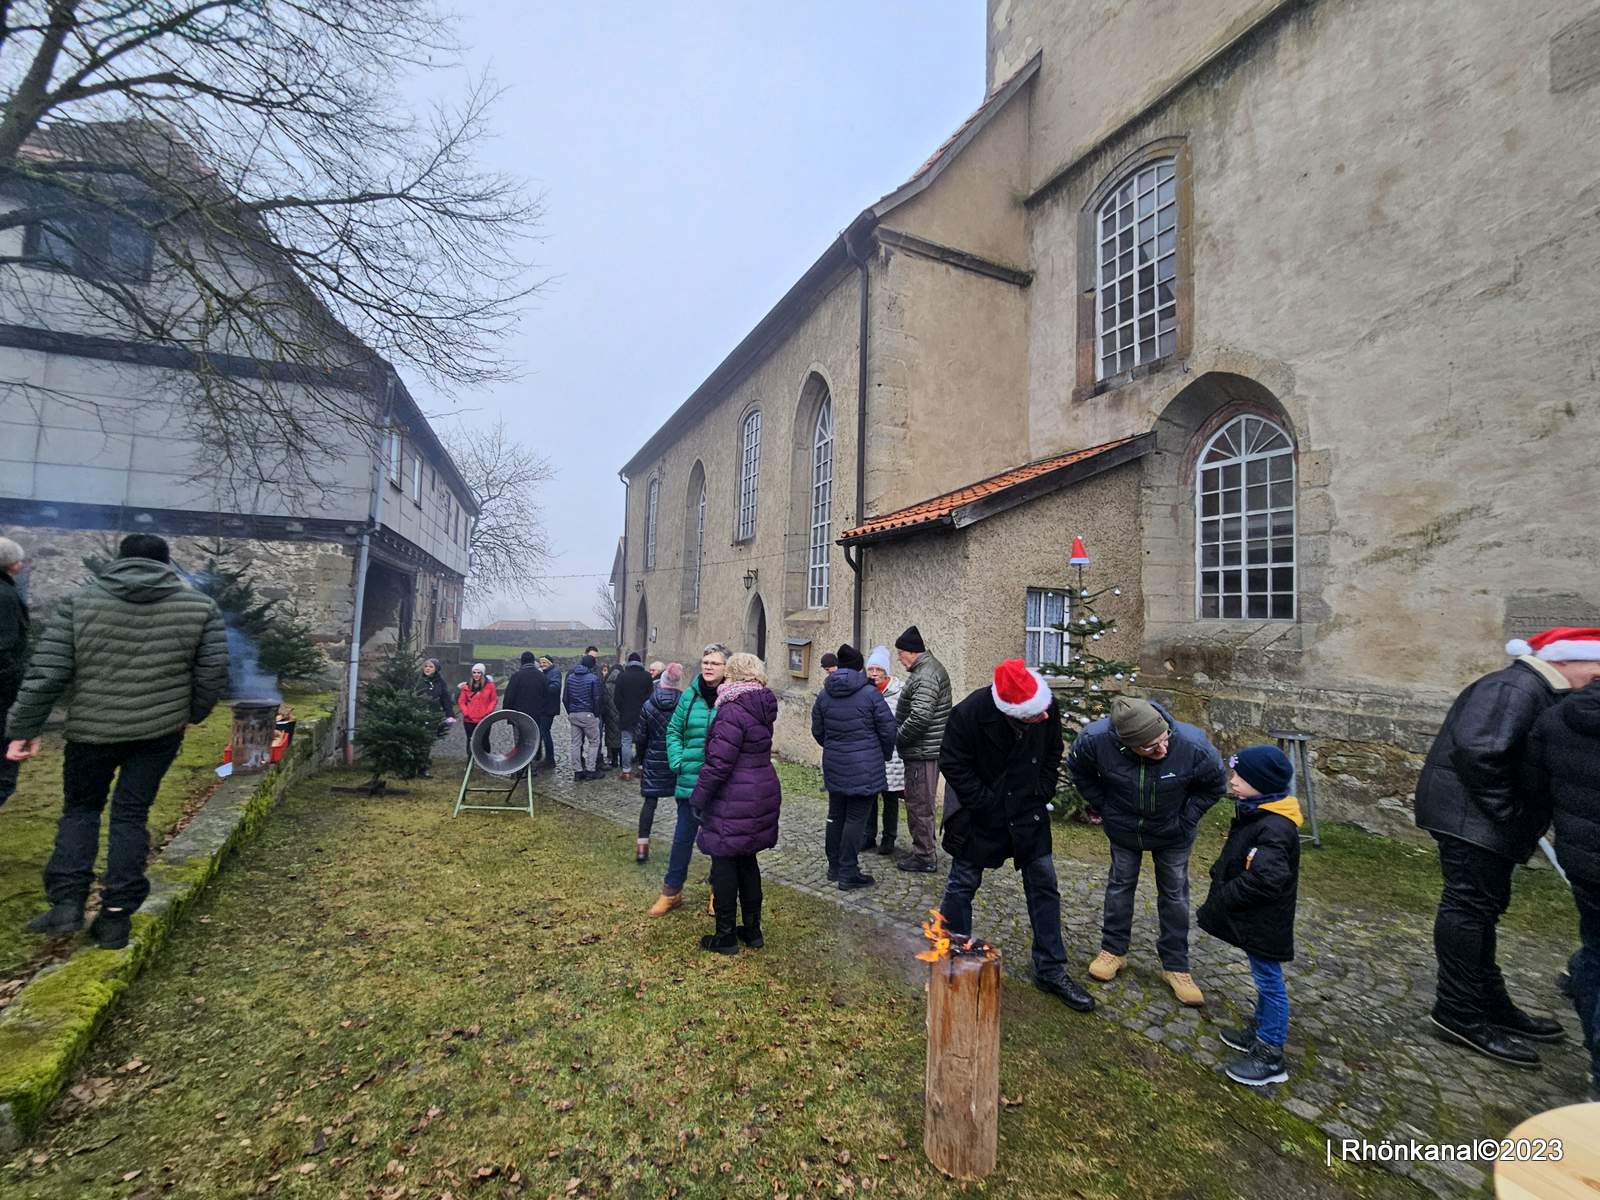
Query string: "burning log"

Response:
xmin=917 ymin=910 xmax=1002 ymax=1181
xmin=229 ymin=700 xmax=279 ymax=773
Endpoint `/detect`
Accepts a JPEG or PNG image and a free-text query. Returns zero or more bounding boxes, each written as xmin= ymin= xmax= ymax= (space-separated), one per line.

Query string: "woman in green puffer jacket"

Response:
xmin=647 ymin=642 xmax=729 ymax=916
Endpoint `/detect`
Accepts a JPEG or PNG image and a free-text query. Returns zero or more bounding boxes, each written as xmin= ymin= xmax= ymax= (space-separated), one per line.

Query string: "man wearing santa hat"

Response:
xmin=1415 ymin=627 xmax=1600 ymax=1067
xmin=936 ymin=659 xmax=1095 ymax=1013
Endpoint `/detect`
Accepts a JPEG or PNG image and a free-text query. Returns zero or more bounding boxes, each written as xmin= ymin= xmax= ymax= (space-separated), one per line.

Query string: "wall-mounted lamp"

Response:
xmin=743 ymin=568 xmax=759 ymax=591
xmin=633 ymin=579 xmax=643 ymax=593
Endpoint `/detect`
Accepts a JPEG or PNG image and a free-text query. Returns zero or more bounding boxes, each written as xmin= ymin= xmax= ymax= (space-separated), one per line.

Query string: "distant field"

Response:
xmin=471 ymin=643 xmax=587 ymax=660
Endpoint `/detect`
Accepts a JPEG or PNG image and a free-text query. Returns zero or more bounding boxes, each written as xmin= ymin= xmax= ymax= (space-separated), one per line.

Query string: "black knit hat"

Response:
xmin=836 ymin=643 xmax=865 ymax=672
xmin=895 ymin=625 xmax=926 ymax=654
xmin=819 ymin=652 xmax=838 ymax=670
xmin=1232 ymin=745 xmax=1295 ymax=796
xmin=519 ymin=651 xmax=537 ymax=664
xmin=627 ymin=651 xmax=642 ymax=663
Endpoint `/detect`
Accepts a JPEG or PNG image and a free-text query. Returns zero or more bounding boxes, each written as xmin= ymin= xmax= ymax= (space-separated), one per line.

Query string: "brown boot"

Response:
xmin=1163 ymin=970 xmax=1205 ymax=1007
xmin=647 ymin=892 xmax=682 ymax=917
xmin=1088 ymin=951 xmax=1126 ymax=982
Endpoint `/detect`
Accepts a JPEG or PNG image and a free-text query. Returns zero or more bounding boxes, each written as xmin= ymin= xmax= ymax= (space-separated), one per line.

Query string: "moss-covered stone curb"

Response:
xmin=0 ymin=713 xmax=335 ymax=1150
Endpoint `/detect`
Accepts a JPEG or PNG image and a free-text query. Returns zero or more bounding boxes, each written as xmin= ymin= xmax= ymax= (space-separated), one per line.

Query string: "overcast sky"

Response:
xmin=411 ymin=3 xmax=983 ymax=624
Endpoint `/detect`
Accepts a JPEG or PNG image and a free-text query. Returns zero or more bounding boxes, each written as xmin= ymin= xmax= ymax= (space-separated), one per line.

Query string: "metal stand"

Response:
xmin=1266 ymin=730 xmax=1321 ymax=847
xmin=453 ymin=758 xmax=534 ymax=817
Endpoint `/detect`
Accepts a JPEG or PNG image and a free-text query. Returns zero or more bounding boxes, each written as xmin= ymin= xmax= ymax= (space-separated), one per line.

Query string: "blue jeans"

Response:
xmin=1248 ymin=955 xmax=1290 ymax=1048
xmin=620 ymin=730 xmax=636 ymax=770
xmin=663 ymin=798 xmax=700 ymax=894
xmin=941 ymin=855 xmax=1067 ymax=980
xmin=1569 ymin=877 xmax=1600 ymax=1091
xmin=534 ymin=715 xmax=556 ymax=764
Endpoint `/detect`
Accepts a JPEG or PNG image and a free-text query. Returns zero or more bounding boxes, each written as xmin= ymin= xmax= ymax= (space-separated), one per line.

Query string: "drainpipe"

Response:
xmin=617 ymin=468 xmax=630 ymax=656
xmin=344 ymin=368 xmax=395 ymax=765
xmin=843 ymin=227 xmax=871 ymax=649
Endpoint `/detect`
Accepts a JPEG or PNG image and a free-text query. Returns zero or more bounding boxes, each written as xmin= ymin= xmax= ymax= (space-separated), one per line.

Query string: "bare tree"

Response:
xmin=593 ymin=579 xmax=620 ymax=645
xmin=444 ymin=416 xmax=553 ymax=605
xmin=0 ymin=1 xmax=543 ymax=501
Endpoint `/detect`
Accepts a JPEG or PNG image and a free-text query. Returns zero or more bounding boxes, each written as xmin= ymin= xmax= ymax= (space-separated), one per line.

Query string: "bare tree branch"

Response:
xmin=593 ymin=579 xmax=619 ymax=644
xmin=443 ymin=416 xmax=554 ymax=606
xmin=0 ymin=0 xmax=545 ymax=503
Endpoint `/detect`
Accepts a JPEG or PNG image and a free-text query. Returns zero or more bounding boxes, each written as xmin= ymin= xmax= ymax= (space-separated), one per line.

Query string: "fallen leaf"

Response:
xmin=836 ymin=1150 xmax=851 ymax=1165
xmin=550 ymin=1099 xmax=574 ymax=1112
xmin=296 ymin=1162 xmax=316 ymax=1175
xmin=1001 ymin=1094 xmax=1025 ymax=1108
xmin=565 ymin=1178 xmax=581 ymax=1195
xmin=121 ymin=1169 xmax=142 ymax=1182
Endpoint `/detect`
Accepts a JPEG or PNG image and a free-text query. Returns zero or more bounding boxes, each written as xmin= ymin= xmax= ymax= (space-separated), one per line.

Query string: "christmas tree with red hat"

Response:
xmin=1036 ymin=535 xmax=1138 ymax=820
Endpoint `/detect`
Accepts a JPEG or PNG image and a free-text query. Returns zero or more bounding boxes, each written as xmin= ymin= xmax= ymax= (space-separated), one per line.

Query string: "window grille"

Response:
xmin=1197 ymin=415 xmax=1296 ymax=620
xmin=1096 ymin=158 xmax=1178 ymax=380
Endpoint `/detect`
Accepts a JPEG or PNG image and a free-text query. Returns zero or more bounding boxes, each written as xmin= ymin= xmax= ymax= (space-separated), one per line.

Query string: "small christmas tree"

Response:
xmin=1036 ymin=537 xmax=1140 ymax=819
xmin=258 ymin=604 xmax=329 ymax=684
xmin=353 ymin=643 xmax=438 ymax=782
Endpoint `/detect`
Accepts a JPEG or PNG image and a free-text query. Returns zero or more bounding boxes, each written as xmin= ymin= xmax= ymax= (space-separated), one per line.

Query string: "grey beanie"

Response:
xmin=1111 ymin=696 xmax=1168 ymax=748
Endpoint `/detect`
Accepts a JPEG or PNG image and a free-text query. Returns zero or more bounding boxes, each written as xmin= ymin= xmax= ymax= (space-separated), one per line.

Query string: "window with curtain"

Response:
xmin=1025 ymin=588 xmax=1068 ymax=668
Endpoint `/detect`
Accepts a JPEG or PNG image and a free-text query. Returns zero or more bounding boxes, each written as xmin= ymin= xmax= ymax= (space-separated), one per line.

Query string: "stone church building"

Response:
xmin=616 ymin=0 xmax=1600 ymax=831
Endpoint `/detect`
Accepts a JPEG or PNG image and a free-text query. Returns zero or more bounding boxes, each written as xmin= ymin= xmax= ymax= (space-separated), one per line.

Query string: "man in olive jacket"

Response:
xmin=1415 ymin=627 xmax=1600 ymax=1066
xmin=894 ymin=625 xmax=952 ymax=873
xmin=5 ymin=535 xmax=229 ymax=949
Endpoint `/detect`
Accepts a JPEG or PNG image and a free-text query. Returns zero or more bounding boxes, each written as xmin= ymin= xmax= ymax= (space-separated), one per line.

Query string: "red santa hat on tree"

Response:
xmin=1505 ymin=627 xmax=1600 ymax=662
xmin=991 ymin=658 xmax=1053 ymax=719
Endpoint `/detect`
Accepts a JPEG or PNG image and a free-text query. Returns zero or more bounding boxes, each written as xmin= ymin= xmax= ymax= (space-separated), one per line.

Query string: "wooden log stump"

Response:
xmin=923 ymin=948 xmax=1002 ymax=1180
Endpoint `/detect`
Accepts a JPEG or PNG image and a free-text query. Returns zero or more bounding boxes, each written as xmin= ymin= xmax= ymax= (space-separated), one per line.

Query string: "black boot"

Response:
xmin=700 ymin=930 xmax=739 ymax=955
xmin=876 ymin=839 xmax=897 ymax=856
xmin=838 ymin=872 xmax=876 ymax=891
xmin=735 ymin=924 xmax=765 ymax=949
xmin=826 ymin=864 xmax=839 ymax=883
xmin=1489 ymin=1006 xmax=1566 ymax=1043
xmin=27 ymin=899 xmax=86 ymax=936
xmin=1429 ymin=1011 xmax=1541 ymax=1067
xmin=89 ymin=907 xmax=132 ymax=950
xmin=1218 ymin=1021 xmax=1257 ymax=1053
xmin=1034 ymin=973 xmax=1095 ymax=1013
xmin=1225 ymin=1038 xmax=1290 ymax=1087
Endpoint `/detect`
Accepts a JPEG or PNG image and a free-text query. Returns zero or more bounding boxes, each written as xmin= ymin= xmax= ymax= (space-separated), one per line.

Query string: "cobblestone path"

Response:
xmin=438 ymin=722 xmax=1588 ymax=1197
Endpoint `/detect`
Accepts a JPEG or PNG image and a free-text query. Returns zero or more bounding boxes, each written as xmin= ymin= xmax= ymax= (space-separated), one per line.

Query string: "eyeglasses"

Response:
xmin=1137 ymin=733 xmax=1170 ymax=754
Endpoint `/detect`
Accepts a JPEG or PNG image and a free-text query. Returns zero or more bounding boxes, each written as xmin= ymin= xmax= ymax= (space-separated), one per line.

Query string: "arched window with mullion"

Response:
xmin=644 ymin=477 xmax=659 ymax=570
xmin=1096 ymin=158 xmax=1178 ymax=380
xmin=691 ymin=480 xmax=706 ymax=611
xmin=807 ymin=397 xmax=833 ymax=608
xmin=737 ymin=410 xmax=761 ymax=540
xmin=1197 ymin=415 xmax=1296 ymax=620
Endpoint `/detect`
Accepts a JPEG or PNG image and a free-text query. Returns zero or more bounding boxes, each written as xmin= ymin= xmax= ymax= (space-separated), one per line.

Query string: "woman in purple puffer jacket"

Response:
xmin=689 ymin=652 xmax=782 ymax=954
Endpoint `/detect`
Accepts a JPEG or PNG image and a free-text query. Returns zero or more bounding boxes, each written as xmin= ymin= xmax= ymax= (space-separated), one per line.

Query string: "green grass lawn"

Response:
xmin=0 ymin=689 xmax=333 ymax=985
xmin=0 ymin=768 xmax=1424 ymax=1200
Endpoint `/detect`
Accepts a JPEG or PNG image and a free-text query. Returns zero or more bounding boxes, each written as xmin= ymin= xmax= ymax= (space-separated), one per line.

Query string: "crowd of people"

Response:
xmin=0 ymin=530 xmax=1596 ymax=1101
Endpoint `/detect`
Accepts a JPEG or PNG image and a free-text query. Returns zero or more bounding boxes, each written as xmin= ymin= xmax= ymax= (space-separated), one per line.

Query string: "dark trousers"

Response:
xmin=1100 ymin=842 xmax=1193 ymax=970
xmin=1431 ymin=833 xmax=1519 ymax=1024
xmin=639 ymin=794 xmax=665 ymax=839
xmin=534 ymin=715 xmax=557 ymax=765
xmin=825 ymin=792 xmax=872 ymax=879
xmin=864 ymin=790 xmax=900 ymax=847
xmin=941 ymin=855 xmax=1068 ymax=980
xmin=462 ymin=720 xmax=480 ymax=750
xmin=710 ymin=853 xmax=762 ymax=935
xmin=0 ymin=754 xmax=17 ymax=808
xmin=1569 ymin=876 xmax=1600 ymax=1090
xmin=46 ymin=733 xmax=184 ymax=911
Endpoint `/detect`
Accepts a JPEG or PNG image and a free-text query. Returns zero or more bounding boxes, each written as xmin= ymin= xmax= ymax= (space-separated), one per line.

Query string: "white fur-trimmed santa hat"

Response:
xmin=1505 ymin=627 xmax=1600 ymax=662
xmin=992 ymin=658 xmax=1052 ymax=719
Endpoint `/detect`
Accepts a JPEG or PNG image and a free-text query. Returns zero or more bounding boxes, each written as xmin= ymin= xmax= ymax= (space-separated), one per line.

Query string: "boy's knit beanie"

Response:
xmin=1232 ymin=745 xmax=1295 ymax=795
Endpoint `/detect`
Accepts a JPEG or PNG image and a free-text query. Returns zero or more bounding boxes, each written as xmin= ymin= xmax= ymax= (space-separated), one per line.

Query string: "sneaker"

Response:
xmin=838 ymin=873 xmax=876 ymax=891
xmin=1429 ymin=1012 xmax=1541 ymax=1068
xmin=699 ymin=932 xmax=739 ymax=956
xmin=1489 ymin=1007 xmax=1565 ymax=1043
xmin=1087 ymin=951 xmax=1125 ymax=982
xmin=735 ymin=925 xmax=764 ymax=949
xmin=1218 ymin=1022 xmax=1257 ymax=1053
xmin=647 ymin=893 xmax=683 ymax=917
xmin=635 ymin=841 xmax=650 ymax=864
xmin=1163 ymin=970 xmax=1205 ymax=1007
xmin=895 ymin=857 xmax=938 ymax=874
xmin=1225 ymin=1038 xmax=1289 ymax=1087
xmin=89 ymin=908 xmax=132 ymax=950
xmin=26 ymin=899 xmax=85 ymax=936
xmin=1034 ymin=974 xmax=1095 ymax=1013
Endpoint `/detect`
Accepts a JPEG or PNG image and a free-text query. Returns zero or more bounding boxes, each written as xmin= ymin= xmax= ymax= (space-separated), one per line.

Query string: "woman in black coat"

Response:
xmin=633 ymin=663 xmax=685 ymax=863
xmin=416 ymin=658 xmax=456 ymax=779
xmin=810 ymin=644 xmax=896 ymax=890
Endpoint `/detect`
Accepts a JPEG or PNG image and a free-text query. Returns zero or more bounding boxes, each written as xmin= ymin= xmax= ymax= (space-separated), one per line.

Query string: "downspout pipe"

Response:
xmin=617 ymin=468 xmax=630 ymax=656
xmin=345 ymin=367 xmax=395 ymax=765
xmin=843 ymin=226 xmax=871 ymax=650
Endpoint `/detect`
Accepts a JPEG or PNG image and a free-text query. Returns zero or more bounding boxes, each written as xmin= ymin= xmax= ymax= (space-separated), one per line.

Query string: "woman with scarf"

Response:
xmin=688 ymin=652 xmax=781 ymax=954
xmin=456 ymin=662 xmax=499 ymax=748
xmin=648 ymin=643 xmax=729 ymax=917
xmin=862 ymin=645 xmax=905 ymax=856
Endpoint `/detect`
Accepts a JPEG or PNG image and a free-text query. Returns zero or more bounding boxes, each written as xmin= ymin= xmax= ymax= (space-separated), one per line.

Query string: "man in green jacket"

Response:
xmin=894 ymin=625 xmax=953 ymax=873
xmin=5 ymin=535 xmax=229 ymax=949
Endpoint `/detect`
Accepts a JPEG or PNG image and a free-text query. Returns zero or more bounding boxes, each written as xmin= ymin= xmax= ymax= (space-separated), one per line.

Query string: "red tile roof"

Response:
xmin=839 ymin=437 xmax=1145 ymax=545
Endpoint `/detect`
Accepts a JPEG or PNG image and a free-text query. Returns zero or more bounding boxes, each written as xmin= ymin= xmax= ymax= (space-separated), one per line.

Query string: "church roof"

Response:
xmin=837 ymin=434 xmax=1152 ymax=547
